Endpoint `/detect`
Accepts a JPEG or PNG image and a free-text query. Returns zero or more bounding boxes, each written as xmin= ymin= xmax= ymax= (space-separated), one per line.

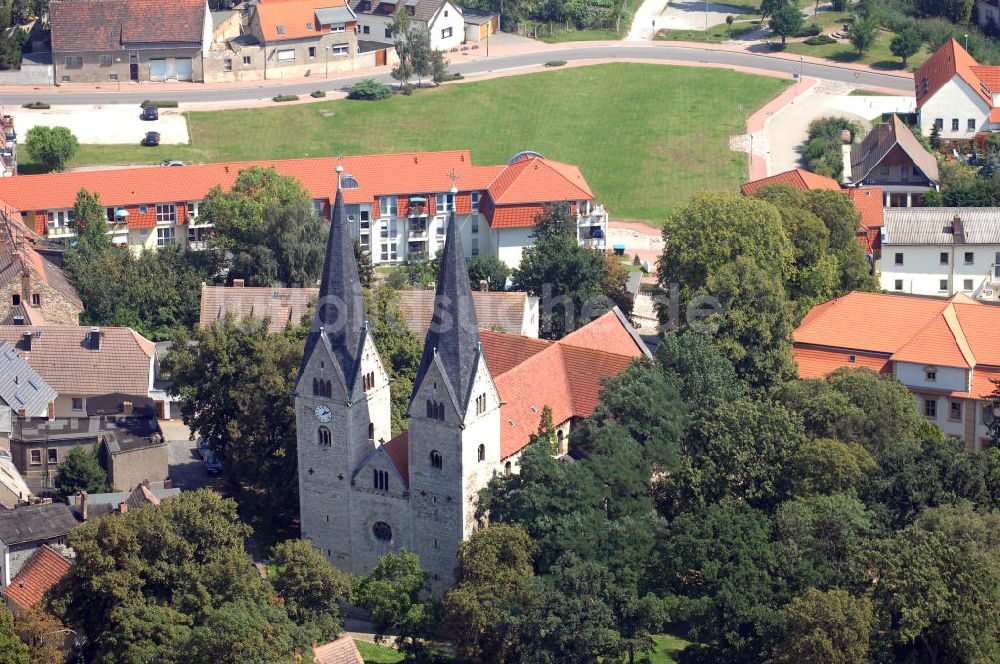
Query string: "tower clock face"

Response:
xmin=314 ymin=405 xmax=333 ymax=423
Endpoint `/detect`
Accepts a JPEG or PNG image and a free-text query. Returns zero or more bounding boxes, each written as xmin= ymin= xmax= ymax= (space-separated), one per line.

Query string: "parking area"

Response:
xmin=159 ymin=418 xmax=220 ymax=492
xmin=13 ymin=104 xmax=190 ymax=144
xmin=656 ymin=0 xmax=750 ymax=30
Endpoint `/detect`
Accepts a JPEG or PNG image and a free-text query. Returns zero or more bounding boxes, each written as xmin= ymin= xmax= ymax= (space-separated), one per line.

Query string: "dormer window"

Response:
xmin=277 ymin=25 xmax=285 ymax=35
xmin=307 ymin=21 xmax=314 ymax=29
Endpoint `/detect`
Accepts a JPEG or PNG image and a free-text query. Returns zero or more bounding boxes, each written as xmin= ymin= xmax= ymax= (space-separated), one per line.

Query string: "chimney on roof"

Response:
xmin=47 ymin=401 xmax=54 ymax=420
xmin=118 ymin=502 xmax=128 ymax=514
xmin=123 ymin=400 xmax=133 ymax=417
xmin=233 ymin=278 xmax=245 ymax=287
xmin=89 ymin=327 xmax=101 ymax=351
xmin=426 ymin=281 xmax=435 ymax=290
xmin=76 ymin=492 xmax=88 ymax=521
xmin=480 ymin=279 xmax=489 ymax=292
xmin=21 ymin=331 xmax=31 ymax=350
xmin=953 ymin=214 xmax=965 ymax=241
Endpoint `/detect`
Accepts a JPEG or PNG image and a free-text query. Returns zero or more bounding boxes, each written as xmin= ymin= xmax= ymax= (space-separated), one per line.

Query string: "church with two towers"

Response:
xmin=295 ymin=171 xmax=650 ymax=590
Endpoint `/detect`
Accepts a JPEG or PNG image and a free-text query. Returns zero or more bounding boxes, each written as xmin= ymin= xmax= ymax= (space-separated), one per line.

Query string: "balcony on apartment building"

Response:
xmin=576 ymin=204 xmax=608 ymax=250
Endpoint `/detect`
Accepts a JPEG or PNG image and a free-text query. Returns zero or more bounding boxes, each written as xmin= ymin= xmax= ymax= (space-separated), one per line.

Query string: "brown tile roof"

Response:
xmin=850 ymin=115 xmax=939 ymax=186
xmin=915 ymin=39 xmax=993 ymax=109
xmin=487 ymin=156 xmax=593 ymax=205
xmin=0 ymin=325 xmax=154 ymax=397
xmin=3 ymin=545 xmax=74 ymax=610
xmin=50 ymin=0 xmax=208 ymax=52
xmin=384 ymin=308 xmax=649 ymax=481
xmin=739 ymin=168 xmax=842 ymax=196
xmin=313 ymin=636 xmax=364 ymax=664
xmin=200 ymin=285 xmax=537 ymax=337
xmin=0 ymin=214 xmax=82 ymax=311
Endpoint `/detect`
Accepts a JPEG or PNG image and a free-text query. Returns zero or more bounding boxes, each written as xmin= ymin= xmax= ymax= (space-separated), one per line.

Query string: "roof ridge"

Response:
xmin=941 ymin=302 xmax=977 ymax=366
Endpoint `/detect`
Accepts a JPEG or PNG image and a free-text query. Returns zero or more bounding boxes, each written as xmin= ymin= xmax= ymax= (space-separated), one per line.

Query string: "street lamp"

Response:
xmin=964 ymin=33 xmax=969 ymax=51
xmin=325 ymin=46 xmax=329 ymax=78
xmin=114 ymin=57 xmax=122 ymax=91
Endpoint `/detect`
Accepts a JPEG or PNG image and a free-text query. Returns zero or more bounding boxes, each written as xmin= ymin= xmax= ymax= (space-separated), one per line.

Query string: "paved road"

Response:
xmin=1 ymin=43 xmax=912 ymax=105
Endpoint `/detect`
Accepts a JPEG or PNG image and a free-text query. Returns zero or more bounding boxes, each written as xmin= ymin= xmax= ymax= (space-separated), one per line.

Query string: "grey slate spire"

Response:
xmin=301 ymin=175 xmax=367 ymax=386
xmin=410 ymin=207 xmax=481 ymax=411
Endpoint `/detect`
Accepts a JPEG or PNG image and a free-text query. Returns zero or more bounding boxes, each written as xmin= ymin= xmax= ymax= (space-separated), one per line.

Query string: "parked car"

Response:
xmin=203 ymin=450 xmax=223 ymax=475
xmin=141 ymin=106 xmax=159 ymax=121
xmin=162 ymin=160 xmax=186 ymax=167
xmin=141 ymin=131 xmax=160 ymax=147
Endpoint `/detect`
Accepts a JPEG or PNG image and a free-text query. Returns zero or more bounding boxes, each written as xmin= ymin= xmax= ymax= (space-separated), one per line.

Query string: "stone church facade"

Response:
xmin=296 ymin=175 xmax=650 ymax=591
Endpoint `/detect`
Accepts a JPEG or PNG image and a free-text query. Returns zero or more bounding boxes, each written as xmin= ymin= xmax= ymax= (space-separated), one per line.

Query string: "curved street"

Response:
xmin=0 ymin=42 xmax=912 ymax=105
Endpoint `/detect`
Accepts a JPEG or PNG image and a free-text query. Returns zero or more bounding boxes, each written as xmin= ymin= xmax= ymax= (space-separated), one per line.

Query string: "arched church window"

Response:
xmin=504 ymin=461 xmax=512 ymax=476
xmin=324 ymin=380 xmax=332 ymax=397
xmin=477 ymin=444 xmax=485 ymax=462
xmin=373 ymin=469 xmax=389 ymax=491
xmin=368 ymin=423 xmax=375 ymax=441
xmin=436 ymin=402 xmax=445 ymax=421
xmin=557 ymin=430 xmax=564 ymax=451
xmin=430 ymin=450 xmax=442 ymax=469
xmin=372 ymin=521 xmax=392 ymax=541
xmin=318 ymin=427 xmax=331 ymax=447
xmin=426 ymin=400 xmax=433 ymax=418
xmin=313 ymin=378 xmax=319 ymax=396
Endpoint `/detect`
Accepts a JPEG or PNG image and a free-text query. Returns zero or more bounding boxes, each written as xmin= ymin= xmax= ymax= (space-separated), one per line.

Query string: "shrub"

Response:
xmin=310 ymin=90 xmax=326 ymax=98
xmin=544 ymin=60 xmax=567 ymax=67
xmin=347 ymin=79 xmax=392 ymax=100
xmin=803 ymin=117 xmax=862 ymax=181
xmin=795 ymin=23 xmax=821 ymax=38
xmin=804 ymin=34 xmax=837 ymax=45
xmin=272 ymin=94 xmax=299 ymax=102
xmin=140 ymin=100 xmax=178 ymax=108
xmin=21 ymin=101 xmax=49 ymax=109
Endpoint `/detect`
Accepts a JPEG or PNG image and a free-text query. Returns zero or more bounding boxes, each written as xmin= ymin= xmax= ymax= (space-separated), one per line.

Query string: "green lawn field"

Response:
xmin=355 ymin=639 xmax=404 ymax=663
xmin=43 ymin=64 xmax=788 ymax=222
xmin=651 ymin=634 xmax=691 ymax=663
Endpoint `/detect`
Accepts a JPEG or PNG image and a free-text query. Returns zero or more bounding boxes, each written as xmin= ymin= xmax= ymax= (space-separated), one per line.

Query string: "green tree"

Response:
xmin=770 ymin=3 xmax=803 ymax=44
xmin=987 ymin=379 xmax=999 ymax=448
xmin=365 ymin=284 xmax=422 ymax=435
xmin=201 ymin=167 xmax=324 ymax=287
xmin=15 ymin=605 xmax=67 ymax=664
xmin=864 ymin=506 xmax=1000 ymax=663
xmin=70 ymin=188 xmax=112 ymax=253
xmin=698 ymin=255 xmax=796 ymax=390
xmin=850 ymin=17 xmax=877 ymax=56
xmin=528 ymin=405 xmax=559 ymax=455
xmin=185 ymin=600 xmax=300 ymax=664
xmin=430 ymin=49 xmax=448 ymax=85
xmin=49 ymin=490 xmax=283 ymax=664
xmin=0 ymin=606 xmax=28 ymax=664
xmin=354 ymin=239 xmax=374 ymax=288
xmin=271 ymin=539 xmax=351 ymax=639
xmin=353 ymin=552 xmax=437 ymax=660
xmin=162 ymin=318 xmax=303 ymax=531
xmin=442 ymin=525 xmax=539 ymax=663
xmin=53 ymin=446 xmax=110 ymax=499
xmin=654 ymin=330 xmax=746 ymax=406
xmin=388 ymin=6 xmax=414 ymax=90
xmin=0 ymin=1 xmax=22 ymax=73
xmin=759 ymin=0 xmax=789 ymax=21
xmin=890 ymin=27 xmax=922 ymax=65
xmin=467 ymin=255 xmax=510 ymax=291
xmin=787 ymin=437 xmax=876 ymax=497
xmin=24 ymin=126 xmax=79 ymax=173
xmin=656 ymin=192 xmax=794 ymax=310
xmin=770 ymin=589 xmax=874 ymax=664
xmin=513 ymin=206 xmax=612 ymax=339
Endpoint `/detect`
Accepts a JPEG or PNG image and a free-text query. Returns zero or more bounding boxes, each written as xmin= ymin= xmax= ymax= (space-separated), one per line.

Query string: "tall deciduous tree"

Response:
xmin=15 ymin=606 xmax=67 ymax=664
xmin=353 ymin=552 xmax=438 ymax=659
xmin=467 ymin=255 xmax=510 ymax=291
xmin=850 ymin=17 xmax=877 ymax=56
xmin=770 ymin=3 xmax=803 ymax=44
xmin=890 ymin=27 xmax=922 ymax=65
xmin=271 ymin=539 xmax=352 ymax=641
xmin=162 ymin=318 xmax=302 ymax=530
xmin=70 ymin=188 xmax=112 ymax=253
xmin=24 ymin=126 xmax=78 ymax=172
xmin=770 ymin=589 xmax=874 ymax=664
xmin=0 ymin=607 xmax=27 ymax=664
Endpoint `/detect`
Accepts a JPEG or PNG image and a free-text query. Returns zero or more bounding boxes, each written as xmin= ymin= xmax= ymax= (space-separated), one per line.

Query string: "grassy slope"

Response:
xmin=57 ymin=64 xmax=787 ymax=222
xmin=650 ymin=634 xmax=691 ymax=663
xmin=355 ymin=640 xmax=404 ymax=664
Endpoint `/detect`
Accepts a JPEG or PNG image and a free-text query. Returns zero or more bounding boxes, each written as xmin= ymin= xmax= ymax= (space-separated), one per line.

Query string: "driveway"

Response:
xmin=13 ymin=104 xmax=190 ymax=144
xmin=160 ymin=418 xmax=220 ymax=492
xmin=763 ymin=79 xmax=915 ymax=174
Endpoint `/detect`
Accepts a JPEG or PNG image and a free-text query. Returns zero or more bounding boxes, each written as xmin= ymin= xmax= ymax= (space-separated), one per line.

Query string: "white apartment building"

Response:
xmin=880 ymin=208 xmax=1000 ymax=301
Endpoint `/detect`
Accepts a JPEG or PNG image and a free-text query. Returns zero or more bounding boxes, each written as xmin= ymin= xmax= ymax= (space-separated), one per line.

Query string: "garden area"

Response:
xmin=24 ymin=63 xmax=789 ymax=222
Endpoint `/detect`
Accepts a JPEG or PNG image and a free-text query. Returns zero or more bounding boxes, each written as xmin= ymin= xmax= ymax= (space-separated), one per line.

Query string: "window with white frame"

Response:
xmin=157 ymin=227 xmax=176 ymax=246
xmin=187 ymin=202 xmax=200 ymax=220
xmin=379 ymin=196 xmax=398 ymax=217
xmin=964 ymin=279 xmax=974 ymax=291
xmin=441 ymin=27 xmax=452 ymax=39
xmin=329 ymin=23 xmax=346 ymax=31
xmin=277 ymin=49 xmax=295 ymax=62
xmin=332 ymin=44 xmax=349 ymax=56
xmin=46 ymin=210 xmax=73 ymax=229
xmin=436 ymin=192 xmax=454 ymax=213
xmin=188 ymin=227 xmax=208 ymax=245
xmin=471 ymin=217 xmax=479 ymax=233
xmin=155 ymin=204 xmax=176 ymax=223
xmin=470 ymin=191 xmax=480 ymax=212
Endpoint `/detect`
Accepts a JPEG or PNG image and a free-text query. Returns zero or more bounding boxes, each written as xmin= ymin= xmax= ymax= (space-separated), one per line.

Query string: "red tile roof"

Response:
xmin=793 ymin=292 xmax=1000 ymax=397
xmin=3 ymin=545 xmax=73 ymax=610
xmin=847 ymin=187 xmax=884 ymax=229
xmin=254 ymin=0 xmax=353 ymax=41
xmin=0 ymin=152 xmax=595 ymax=235
xmin=487 ymin=157 xmax=593 ymax=205
xmin=383 ymin=308 xmax=648 ymax=480
xmin=313 ymin=636 xmax=364 ymax=664
xmin=487 ymin=205 xmax=548 ymax=229
xmin=739 ymin=168 xmax=841 ymax=196
xmin=990 ymin=108 xmax=1000 ymax=124
xmin=915 ymin=39 xmax=993 ymax=109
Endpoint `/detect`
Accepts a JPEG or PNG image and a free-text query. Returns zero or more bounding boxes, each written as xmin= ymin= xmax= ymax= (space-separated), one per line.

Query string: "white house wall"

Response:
xmin=919 ymin=75 xmax=992 ymax=138
xmin=428 ymin=2 xmax=465 ymax=50
xmin=495 ymin=227 xmax=534 ymax=268
xmin=880 ymin=244 xmax=1000 ymax=297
